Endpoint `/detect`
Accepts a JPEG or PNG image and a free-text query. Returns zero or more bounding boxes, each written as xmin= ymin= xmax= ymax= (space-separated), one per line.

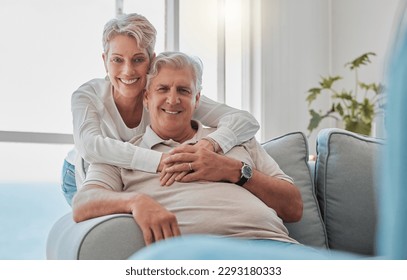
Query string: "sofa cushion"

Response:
xmin=262 ymin=132 xmax=327 ymax=248
xmin=315 ymin=128 xmax=384 ymax=255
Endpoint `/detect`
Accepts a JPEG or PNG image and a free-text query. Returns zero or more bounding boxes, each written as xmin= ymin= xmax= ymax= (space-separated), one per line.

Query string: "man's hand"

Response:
xmin=130 ymin=194 xmax=181 ymax=245
xmin=159 ymin=139 xmax=216 ymax=186
xmin=162 ymin=142 xmax=240 ymax=184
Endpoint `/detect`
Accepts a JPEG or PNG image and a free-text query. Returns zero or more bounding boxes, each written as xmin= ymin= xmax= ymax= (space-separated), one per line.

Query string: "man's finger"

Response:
xmin=151 ymin=225 xmax=164 ymax=242
xmin=171 ymin=222 xmax=182 ymax=237
xmin=142 ymin=227 xmax=154 ymax=246
xmin=165 ymin=162 xmax=194 ymax=173
xmin=164 ymin=153 xmax=195 ymax=164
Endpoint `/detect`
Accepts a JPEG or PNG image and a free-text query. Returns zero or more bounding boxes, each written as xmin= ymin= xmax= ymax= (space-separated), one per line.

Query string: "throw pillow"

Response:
xmin=262 ymin=132 xmax=327 ymax=248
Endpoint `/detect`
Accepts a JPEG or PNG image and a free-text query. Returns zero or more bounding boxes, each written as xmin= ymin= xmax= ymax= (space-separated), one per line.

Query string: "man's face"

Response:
xmin=144 ymin=65 xmax=200 ymax=142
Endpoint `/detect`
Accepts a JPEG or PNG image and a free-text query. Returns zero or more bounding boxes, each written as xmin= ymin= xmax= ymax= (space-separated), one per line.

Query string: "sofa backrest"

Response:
xmin=262 ymin=132 xmax=327 ymax=248
xmin=315 ymin=128 xmax=384 ymax=256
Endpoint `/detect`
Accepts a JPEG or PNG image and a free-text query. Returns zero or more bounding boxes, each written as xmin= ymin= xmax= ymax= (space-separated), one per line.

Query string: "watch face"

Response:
xmin=242 ymin=164 xmax=253 ymax=179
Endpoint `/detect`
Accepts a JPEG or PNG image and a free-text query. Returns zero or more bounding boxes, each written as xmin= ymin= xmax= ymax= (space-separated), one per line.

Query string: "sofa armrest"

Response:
xmin=46 ymin=213 xmax=145 ymax=260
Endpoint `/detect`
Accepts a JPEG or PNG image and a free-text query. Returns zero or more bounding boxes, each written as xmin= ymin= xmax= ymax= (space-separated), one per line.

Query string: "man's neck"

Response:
xmin=155 ymin=120 xmax=198 ymax=144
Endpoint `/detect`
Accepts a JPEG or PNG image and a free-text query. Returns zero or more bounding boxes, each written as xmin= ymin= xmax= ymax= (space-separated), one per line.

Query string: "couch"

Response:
xmin=46 ymin=128 xmax=384 ymax=260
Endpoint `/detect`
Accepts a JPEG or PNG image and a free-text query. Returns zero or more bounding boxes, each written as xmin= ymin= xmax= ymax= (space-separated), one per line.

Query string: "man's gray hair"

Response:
xmin=147 ymin=52 xmax=203 ymax=95
xmin=102 ymin=13 xmax=156 ymax=59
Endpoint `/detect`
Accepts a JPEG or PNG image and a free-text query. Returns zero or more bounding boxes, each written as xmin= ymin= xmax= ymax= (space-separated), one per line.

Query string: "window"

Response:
xmin=179 ymin=0 xmax=244 ymax=108
xmin=0 ymin=0 xmax=254 ymax=260
xmin=0 ymin=0 xmax=251 ymax=183
xmin=0 ymin=0 xmax=166 ymax=183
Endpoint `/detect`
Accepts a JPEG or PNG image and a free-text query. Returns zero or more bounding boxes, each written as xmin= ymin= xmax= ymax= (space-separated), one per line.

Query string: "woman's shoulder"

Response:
xmin=73 ymin=78 xmax=110 ymax=98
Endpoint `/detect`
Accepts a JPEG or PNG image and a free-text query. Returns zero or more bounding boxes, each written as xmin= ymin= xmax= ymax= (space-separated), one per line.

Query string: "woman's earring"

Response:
xmin=105 ymin=73 xmax=110 ymax=81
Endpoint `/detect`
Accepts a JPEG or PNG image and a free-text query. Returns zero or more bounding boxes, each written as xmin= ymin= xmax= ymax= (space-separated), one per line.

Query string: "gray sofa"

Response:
xmin=46 ymin=128 xmax=384 ymax=259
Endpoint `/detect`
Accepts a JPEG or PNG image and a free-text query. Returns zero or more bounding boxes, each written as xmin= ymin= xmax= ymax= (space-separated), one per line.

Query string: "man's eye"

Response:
xmin=157 ymin=87 xmax=168 ymax=92
xmin=178 ymin=88 xmax=191 ymax=95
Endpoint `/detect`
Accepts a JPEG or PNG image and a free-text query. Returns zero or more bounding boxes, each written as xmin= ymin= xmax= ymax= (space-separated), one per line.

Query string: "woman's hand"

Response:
xmin=158 ymin=153 xmax=185 ymax=186
xmin=130 ymin=194 xmax=181 ymax=245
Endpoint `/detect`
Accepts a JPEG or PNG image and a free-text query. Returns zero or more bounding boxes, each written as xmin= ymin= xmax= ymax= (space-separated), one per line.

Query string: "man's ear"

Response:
xmin=194 ymin=92 xmax=201 ymax=109
xmin=149 ymin=52 xmax=156 ymax=65
xmin=143 ymin=91 xmax=149 ymax=111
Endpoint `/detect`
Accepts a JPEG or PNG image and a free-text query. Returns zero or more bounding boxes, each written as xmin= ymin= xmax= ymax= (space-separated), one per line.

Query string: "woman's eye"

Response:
xmin=134 ymin=58 xmax=144 ymax=63
xmin=112 ymin=57 xmax=123 ymax=63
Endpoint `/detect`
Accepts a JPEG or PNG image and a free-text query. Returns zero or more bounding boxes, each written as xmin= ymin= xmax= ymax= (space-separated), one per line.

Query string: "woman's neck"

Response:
xmin=113 ymin=90 xmax=144 ymax=129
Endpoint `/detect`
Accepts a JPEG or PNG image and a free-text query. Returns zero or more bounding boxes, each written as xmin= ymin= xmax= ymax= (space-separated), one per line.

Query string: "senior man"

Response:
xmin=72 ymin=52 xmax=303 ymax=248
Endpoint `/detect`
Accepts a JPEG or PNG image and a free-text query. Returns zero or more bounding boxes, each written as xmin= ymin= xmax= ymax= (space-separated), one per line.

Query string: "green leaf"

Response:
xmin=306 ymin=87 xmax=321 ymax=105
xmin=333 ymin=91 xmax=353 ymax=101
xmin=360 ymin=98 xmax=375 ymax=123
xmin=345 ymin=52 xmax=376 ymax=70
xmin=319 ymin=76 xmax=342 ymax=89
xmin=335 ymin=103 xmax=344 ymax=116
xmin=359 ymin=82 xmax=384 ymax=94
xmin=307 ymin=109 xmax=324 ymax=133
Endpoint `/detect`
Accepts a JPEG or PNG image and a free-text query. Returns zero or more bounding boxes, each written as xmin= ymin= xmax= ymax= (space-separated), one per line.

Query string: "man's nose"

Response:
xmin=166 ymin=89 xmax=180 ymax=104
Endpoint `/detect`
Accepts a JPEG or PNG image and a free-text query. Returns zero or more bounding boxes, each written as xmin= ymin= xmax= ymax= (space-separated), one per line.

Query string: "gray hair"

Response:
xmin=102 ymin=13 xmax=156 ymax=59
xmin=146 ymin=52 xmax=203 ymax=95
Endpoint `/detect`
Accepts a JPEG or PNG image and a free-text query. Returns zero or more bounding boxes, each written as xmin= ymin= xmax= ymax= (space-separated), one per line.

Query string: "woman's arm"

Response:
xmin=71 ymin=80 xmax=161 ymax=173
xmin=194 ymin=95 xmax=260 ymax=153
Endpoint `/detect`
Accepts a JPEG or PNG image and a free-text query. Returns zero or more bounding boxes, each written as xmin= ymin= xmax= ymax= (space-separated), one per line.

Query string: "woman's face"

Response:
xmin=103 ymin=34 xmax=152 ymax=99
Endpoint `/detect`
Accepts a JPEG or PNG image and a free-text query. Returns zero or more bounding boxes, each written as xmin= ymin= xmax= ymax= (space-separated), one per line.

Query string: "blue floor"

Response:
xmin=0 ymin=182 xmax=71 ymax=259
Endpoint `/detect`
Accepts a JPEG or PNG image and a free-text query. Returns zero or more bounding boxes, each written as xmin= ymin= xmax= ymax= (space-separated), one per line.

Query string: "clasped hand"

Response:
xmin=159 ymin=139 xmax=228 ymax=186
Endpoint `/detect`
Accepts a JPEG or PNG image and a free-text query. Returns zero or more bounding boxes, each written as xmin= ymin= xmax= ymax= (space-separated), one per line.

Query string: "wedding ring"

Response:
xmin=188 ymin=162 xmax=193 ymax=171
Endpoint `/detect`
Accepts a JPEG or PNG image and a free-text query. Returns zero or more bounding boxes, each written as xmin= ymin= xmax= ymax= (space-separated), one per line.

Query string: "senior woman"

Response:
xmin=62 ymin=13 xmax=259 ymax=205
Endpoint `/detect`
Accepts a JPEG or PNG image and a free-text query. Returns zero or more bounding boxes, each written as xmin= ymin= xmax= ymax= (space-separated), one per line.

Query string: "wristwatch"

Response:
xmin=236 ymin=162 xmax=253 ymax=186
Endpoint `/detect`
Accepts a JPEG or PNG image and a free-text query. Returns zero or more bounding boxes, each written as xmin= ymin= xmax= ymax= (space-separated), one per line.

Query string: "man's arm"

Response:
xmin=229 ymin=163 xmax=303 ymax=223
xmin=206 ymin=156 xmax=302 ymax=223
xmin=72 ymin=184 xmax=181 ymax=245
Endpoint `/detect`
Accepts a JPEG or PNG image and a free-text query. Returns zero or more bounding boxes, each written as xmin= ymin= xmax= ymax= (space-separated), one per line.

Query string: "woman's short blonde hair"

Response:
xmin=102 ymin=13 xmax=156 ymax=59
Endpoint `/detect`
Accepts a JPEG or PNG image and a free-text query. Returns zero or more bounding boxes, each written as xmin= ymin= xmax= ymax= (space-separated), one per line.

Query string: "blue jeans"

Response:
xmin=61 ymin=160 xmax=77 ymax=206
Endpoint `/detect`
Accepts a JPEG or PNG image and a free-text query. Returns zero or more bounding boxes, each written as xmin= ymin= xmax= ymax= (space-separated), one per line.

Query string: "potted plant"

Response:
xmin=306 ymin=52 xmax=384 ymax=136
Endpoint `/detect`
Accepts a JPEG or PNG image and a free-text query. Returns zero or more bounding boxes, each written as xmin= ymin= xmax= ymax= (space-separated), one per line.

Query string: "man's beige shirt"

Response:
xmin=84 ymin=121 xmax=298 ymax=244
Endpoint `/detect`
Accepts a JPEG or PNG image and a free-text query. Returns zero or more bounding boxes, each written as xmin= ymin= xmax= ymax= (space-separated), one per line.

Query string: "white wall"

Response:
xmin=260 ymin=0 xmax=401 ymax=154
xmin=331 ymin=0 xmax=401 ymax=140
